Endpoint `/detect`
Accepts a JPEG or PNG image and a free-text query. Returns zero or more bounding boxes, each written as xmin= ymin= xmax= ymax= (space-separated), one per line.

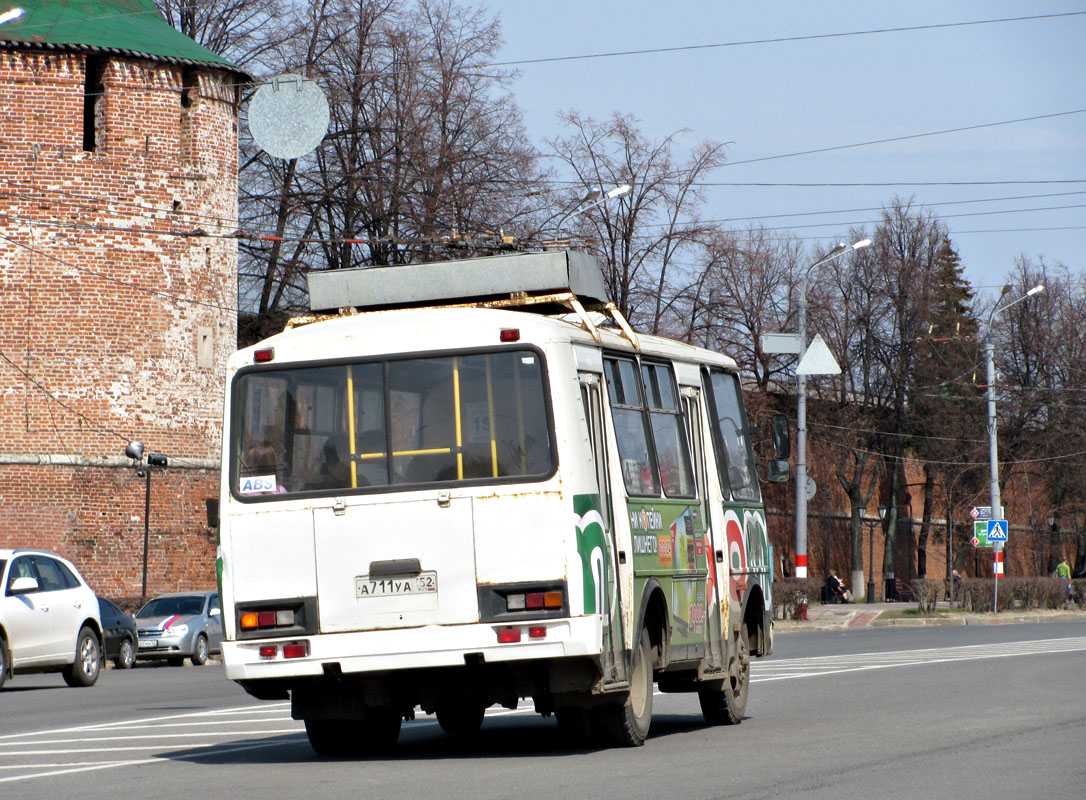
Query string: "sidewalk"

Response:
xmin=774 ymin=601 xmax=1086 ymax=632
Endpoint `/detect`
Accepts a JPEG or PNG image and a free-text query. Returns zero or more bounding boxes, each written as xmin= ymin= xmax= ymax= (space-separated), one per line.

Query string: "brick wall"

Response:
xmin=0 ymin=48 xmax=238 ymax=596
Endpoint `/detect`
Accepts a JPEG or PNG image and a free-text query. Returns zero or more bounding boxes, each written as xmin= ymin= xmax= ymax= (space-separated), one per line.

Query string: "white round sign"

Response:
xmin=805 ymin=476 xmax=817 ymax=501
xmin=248 ymin=74 xmax=330 ymax=160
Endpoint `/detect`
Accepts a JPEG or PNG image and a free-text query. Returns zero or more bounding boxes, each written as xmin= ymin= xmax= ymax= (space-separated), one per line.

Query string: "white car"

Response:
xmin=0 ymin=549 xmax=103 ymax=689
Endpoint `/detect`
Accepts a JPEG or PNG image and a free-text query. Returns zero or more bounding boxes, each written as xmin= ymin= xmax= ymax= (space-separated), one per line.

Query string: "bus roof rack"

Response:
xmin=302 ymin=250 xmax=639 ymax=348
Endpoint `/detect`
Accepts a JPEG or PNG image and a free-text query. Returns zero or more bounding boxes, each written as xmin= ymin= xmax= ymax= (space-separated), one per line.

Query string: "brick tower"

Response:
xmin=0 ymin=1 xmax=247 ymax=598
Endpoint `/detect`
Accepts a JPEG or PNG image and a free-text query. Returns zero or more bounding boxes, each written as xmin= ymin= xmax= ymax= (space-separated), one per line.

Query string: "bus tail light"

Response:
xmin=479 ymin=583 xmax=567 ymax=623
xmin=256 ymin=641 xmax=308 ymax=659
xmin=499 ymin=328 xmax=520 ymax=342
xmin=528 ymin=626 xmax=547 ymax=639
xmin=506 ymin=590 xmax=563 ymax=613
xmin=241 ymin=608 xmax=296 ymax=631
xmin=254 ymin=348 xmax=275 ymax=363
xmin=283 ymin=642 xmax=308 ymax=659
xmin=496 ymin=627 xmax=521 ymax=644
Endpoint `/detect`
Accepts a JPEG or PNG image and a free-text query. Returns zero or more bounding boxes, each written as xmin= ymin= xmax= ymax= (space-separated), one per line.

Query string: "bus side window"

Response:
xmin=642 ymin=362 xmax=695 ymax=498
xmin=604 ymin=357 xmax=658 ymax=496
xmin=704 ymin=369 xmax=761 ymax=503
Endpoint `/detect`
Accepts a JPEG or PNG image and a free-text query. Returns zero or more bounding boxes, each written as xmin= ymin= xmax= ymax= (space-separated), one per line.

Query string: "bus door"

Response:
xmin=313 ymin=495 xmax=479 ymax=633
xmin=681 ymin=388 xmax=725 ymax=671
xmin=579 ymin=372 xmax=627 ymax=683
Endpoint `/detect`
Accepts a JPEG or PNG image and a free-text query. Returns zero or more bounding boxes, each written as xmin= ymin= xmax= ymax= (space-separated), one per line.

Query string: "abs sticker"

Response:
xmin=239 ymin=474 xmax=278 ymax=494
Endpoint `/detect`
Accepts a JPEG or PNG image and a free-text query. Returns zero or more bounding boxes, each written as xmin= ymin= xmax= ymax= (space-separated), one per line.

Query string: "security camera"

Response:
xmin=148 ymin=454 xmax=168 ymax=468
xmin=125 ymin=441 xmax=144 ymax=461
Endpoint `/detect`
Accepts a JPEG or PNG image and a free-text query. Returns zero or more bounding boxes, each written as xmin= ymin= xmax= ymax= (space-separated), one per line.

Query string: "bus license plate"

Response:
xmin=355 ymin=571 xmax=438 ymax=599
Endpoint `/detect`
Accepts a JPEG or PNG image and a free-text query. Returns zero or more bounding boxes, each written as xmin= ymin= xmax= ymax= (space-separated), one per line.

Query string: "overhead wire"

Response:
xmin=487 ymin=12 xmax=1086 ymax=67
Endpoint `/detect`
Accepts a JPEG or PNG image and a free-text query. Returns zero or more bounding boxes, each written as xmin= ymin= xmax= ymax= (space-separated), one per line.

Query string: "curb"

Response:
xmin=776 ymin=608 xmax=1086 ymax=633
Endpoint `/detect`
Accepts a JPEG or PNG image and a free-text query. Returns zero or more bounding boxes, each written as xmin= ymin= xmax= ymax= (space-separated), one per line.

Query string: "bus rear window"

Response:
xmin=231 ymin=349 xmax=554 ymax=497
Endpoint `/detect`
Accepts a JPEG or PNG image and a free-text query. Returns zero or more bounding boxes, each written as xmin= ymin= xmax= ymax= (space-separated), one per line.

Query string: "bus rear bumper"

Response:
xmin=222 ymin=616 xmax=604 ymax=681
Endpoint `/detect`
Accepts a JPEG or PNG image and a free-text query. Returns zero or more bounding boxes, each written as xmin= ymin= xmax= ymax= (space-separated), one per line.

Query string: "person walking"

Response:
xmin=1056 ymin=557 xmax=1073 ymax=603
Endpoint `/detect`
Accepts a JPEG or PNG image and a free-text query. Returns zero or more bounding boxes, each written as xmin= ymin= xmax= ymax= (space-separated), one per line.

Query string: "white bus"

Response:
xmin=217 ymin=251 xmax=788 ymax=754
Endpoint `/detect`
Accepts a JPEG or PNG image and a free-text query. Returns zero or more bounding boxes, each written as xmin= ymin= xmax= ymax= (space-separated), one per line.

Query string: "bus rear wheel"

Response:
xmin=699 ymin=625 xmax=749 ymax=725
xmin=436 ymin=698 xmax=486 ymax=736
xmin=594 ymin=627 xmax=653 ymax=747
xmin=304 ymin=708 xmax=402 ymax=757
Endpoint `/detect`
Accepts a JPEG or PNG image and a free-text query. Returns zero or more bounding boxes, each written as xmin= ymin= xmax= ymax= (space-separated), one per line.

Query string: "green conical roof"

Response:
xmin=0 ymin=0 xmax=245 ymax=74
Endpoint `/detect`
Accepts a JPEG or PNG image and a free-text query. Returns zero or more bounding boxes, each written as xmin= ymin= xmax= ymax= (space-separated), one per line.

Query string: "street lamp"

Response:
xmin=0 ymin=8 xmax=24 ymax=26
xmin=794 ymin=237 xmax=872 ymax=578
xmin=867 ymin=505 xmax=886 ymax=603
xmin=125 ymin=442 xmax=169 ymax=602
xmin=984 ymin=282 xmax=1043 ymax=611
xmin=553 ymin=184 xmax=631 ymax=238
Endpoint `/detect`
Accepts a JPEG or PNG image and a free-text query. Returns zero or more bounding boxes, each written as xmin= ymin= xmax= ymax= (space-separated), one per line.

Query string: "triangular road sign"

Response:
xmin=796 ymin=334 xmax=841 ymax=375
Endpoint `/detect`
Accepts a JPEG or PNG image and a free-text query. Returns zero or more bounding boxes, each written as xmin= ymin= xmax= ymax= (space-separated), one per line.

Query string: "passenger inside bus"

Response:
xmin=314 ymin=439 xmax=353 ymax=489
xmin=243 ymin=440 xmax=287 ymax=493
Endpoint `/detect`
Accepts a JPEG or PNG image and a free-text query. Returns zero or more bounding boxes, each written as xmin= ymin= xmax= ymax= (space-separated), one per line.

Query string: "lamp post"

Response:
xmin=0 ymin=8 xmax=24 ymax=26
xmin=984 ymin=282 xmax=1044 ymax=612
xmin=794 ymin=237 xmax=872 ymax=578
xmin=125 ymin=442 xmax=169 ymax=602
xmin=553 ymin=184 xmax=631 ymax=238
xmin=866 ymin=505 xmax=886 ymax=603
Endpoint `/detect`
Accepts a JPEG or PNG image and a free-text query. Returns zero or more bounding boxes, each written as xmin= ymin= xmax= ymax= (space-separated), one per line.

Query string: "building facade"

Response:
xmin=0 ymin=1 xmax=245 ymax=597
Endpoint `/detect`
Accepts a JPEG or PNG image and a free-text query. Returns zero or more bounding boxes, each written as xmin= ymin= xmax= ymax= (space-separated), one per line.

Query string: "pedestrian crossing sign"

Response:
xmin=987 ymin=520 xmax=1008 ymax=542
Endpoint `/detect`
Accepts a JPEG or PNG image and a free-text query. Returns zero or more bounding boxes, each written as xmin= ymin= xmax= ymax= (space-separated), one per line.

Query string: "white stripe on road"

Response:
xmin=0 ymin=702 xmax=292 ymax=740
xmin=5 ymin=636 xmax=1081 ymax=783
xmin=0 ymin=738 xmax=305 ymax=784
xmin=753 ymin=636 xmax=1086 ymax=681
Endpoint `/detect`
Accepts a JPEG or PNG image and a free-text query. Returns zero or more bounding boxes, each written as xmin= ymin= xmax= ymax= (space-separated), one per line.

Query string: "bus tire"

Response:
xmin=305 ymin=709 xmax=402 ymax=757
xmin=699 ymin=625 xmax=749 ymax=725
xmin=436 ymin=699 xmax=485 ymax=736
xmin=594 ymin=627 xmax=653 ymax=747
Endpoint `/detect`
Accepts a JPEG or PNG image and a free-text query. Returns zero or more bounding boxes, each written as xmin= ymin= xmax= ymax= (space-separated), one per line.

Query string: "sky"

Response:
xmin=485 ymin=0 xmax=1084 ymax=295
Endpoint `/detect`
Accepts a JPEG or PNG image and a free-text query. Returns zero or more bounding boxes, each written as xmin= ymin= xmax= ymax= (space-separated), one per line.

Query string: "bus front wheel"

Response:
xmin=594 ymin=627 xmax=653 ymax=747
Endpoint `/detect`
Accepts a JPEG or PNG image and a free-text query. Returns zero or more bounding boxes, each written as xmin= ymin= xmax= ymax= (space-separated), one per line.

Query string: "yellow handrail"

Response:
xmin=486 ymin=355 xmax=498 ymax=477
xmin=346 ymin=365 xmax=358 ymax=489
xmin=453 ymin=358 xmax=464 ymax=480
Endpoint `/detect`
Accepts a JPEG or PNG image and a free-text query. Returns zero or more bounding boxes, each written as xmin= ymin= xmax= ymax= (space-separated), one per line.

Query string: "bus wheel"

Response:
xmin=699 ymin=625 xmax=749 ymax=725
xmin=305 ymin=709 xmax=402 ymax=757
xmin=594 ymin=627 xmax=653 ymax=747
xmin=305 ymin=719 xmax=356 ymax=757
xmin=436 ymin=698 xmax=485 ymax=736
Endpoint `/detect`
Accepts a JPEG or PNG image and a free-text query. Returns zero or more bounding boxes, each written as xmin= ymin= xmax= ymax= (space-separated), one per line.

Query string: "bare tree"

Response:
xmin=696 ymin=227 xmax=802 ymax=388
xmin=233 ymin=0 xmax=546 ymax=327
xmin=153 ymin=0 xmax=293 ymax=69
xmin=545 ymin=112 xmax=727 ymax=332
xmin=995 ymin=257 xmax=1086 ymax=574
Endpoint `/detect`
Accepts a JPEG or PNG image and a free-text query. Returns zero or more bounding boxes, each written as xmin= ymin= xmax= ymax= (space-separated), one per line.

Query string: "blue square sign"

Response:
xmin=987 ymin=520 xmax=1009 ymax=542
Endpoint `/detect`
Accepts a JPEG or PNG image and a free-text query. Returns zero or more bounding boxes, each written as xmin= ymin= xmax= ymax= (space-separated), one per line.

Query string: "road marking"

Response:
xmin=0 ymin=738 xmax=305 ymax=784
xmin=0 ymin=701 xmax=292 ymax=740
xmin=754 ymin=636 xmax=1086 ymax=681
xmin=7 ymin=636 xmax=1081 ymax=782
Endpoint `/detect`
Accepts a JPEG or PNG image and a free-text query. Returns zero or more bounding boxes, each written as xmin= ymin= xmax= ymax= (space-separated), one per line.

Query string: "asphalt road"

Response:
xmin=2 ymin=621 xmax=1084 ymax=799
